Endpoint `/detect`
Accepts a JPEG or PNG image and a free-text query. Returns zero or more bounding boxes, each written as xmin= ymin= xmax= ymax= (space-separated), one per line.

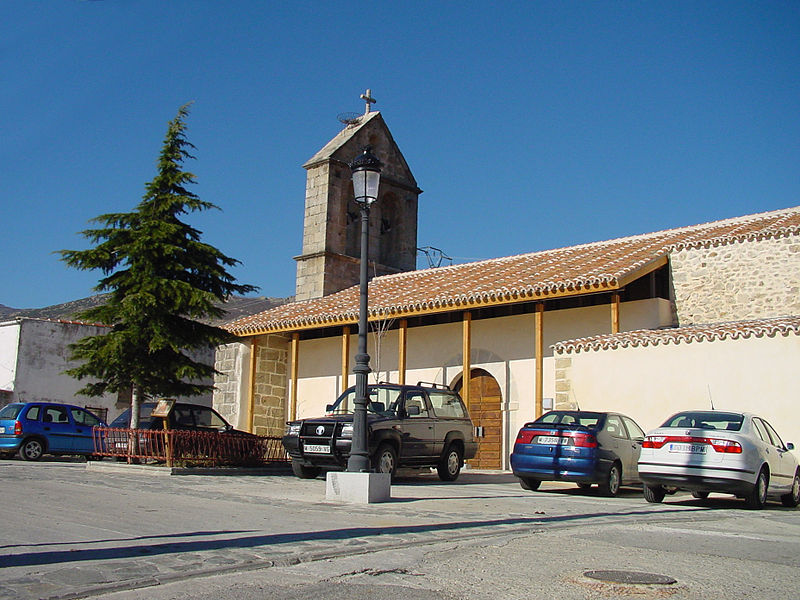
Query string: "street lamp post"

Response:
xmin=346 ymin=146 xmax=382 ymax=473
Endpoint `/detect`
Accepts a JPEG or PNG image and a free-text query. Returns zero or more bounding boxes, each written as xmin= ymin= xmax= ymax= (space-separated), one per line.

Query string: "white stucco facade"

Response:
xmin=288 ymin=298 xmax=673 ymax=468
xmin=0 ymin=321 xmax=22 ymax=394
xmin=558 ymin=327 xmax=800 ymax=455
xmin=1 ymin=318 xmax=214 ymax=423
xmin=0 ymin=319 xmax=121 ymax=419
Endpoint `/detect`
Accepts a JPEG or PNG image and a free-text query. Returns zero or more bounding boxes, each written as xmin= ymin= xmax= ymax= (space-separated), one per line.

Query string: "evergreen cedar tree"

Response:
xmin=60 ymin=104 xmax=257 ymax=424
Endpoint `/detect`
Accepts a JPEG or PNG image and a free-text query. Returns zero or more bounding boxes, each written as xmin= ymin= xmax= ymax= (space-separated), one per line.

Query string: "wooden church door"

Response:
xmin=460 ymin=369 xmax=502 ymax=470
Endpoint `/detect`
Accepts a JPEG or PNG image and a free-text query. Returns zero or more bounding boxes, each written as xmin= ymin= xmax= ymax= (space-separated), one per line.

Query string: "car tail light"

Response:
xmin=643 ymin=435 xmax=742 ymax=453
xmin=643 ymin=436 xmax=667 ymax=449
xmin=515 ymin=430 xmax=536 ymax=444
xmin=570 ymin=432 xmax=598 ymax=448
xmin=14 ymin=421 xmax=22 ymax=435
xmin=708 ymin=438 xmax=742 ymax=453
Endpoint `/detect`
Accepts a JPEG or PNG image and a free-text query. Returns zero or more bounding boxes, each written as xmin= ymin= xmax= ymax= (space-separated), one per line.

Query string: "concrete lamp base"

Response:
xmin=325 ymin=471 xmax=392 ymax=504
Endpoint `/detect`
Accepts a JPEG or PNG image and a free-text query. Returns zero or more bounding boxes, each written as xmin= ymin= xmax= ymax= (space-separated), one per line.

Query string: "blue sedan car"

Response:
xmin=510 ymin=410 xmax=646 ymax=496
xmin=0 ymin=402 xmax=106 ymax=461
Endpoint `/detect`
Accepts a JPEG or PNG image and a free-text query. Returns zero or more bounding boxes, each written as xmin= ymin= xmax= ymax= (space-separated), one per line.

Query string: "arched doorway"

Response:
xmin=455 ymin=369 xmax=502 ymax=470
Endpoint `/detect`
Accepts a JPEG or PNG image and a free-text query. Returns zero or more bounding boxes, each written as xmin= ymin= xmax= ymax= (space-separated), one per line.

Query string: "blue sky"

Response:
xmin=3 ymin=1 xmax=798 ymax=309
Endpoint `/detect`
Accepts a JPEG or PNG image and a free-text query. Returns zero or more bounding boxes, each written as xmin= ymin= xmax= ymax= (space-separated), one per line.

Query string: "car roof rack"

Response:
xmin=416 ymin=381 xmax=451 ymax=390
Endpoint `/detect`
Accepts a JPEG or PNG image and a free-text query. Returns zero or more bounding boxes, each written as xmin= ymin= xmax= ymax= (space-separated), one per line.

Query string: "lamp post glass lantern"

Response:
xmin=347 ymin=146 xmax=382 ymax=473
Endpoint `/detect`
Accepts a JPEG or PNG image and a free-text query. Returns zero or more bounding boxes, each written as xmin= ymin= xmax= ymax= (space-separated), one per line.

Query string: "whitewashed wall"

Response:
xmin=0 ymin=321 xmax=21 ymax=393
xmin=291 ymin=298 xmax=672 ymax=468
xmin=560 ymin=331 xmax=800 ymax=455
xmin=9 ymin=319 xmax=120 ymax=418
xmin=4 ymin=318 xmax=214 ymax=422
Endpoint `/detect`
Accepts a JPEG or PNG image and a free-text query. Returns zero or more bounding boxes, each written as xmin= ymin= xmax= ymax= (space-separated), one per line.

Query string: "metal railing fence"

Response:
xmin=92 ymin=427 xmax=288 ymax=467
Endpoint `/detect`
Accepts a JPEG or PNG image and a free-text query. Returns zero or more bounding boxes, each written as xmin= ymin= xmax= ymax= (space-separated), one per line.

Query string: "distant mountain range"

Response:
xmin=0 ymin=294 xmax=288 ymax=325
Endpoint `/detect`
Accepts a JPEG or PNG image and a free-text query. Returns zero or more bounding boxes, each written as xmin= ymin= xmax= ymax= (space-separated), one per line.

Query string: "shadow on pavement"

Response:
xmin=0 ymin=506 xmax=709 ymax=569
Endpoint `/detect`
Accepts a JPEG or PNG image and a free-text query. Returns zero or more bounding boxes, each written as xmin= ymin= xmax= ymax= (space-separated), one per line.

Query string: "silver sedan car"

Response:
xmin=638 ymin=410 xmax=800 ymax=509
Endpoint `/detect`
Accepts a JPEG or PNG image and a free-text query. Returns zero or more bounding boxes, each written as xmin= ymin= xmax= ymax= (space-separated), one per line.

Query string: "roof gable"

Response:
xmin=303 ymin=111 xmax=418 ymax=190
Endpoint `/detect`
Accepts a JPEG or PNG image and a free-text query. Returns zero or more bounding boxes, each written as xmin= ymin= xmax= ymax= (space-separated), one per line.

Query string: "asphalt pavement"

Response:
xmin=1 ymin=459 xmax=798 ymax=600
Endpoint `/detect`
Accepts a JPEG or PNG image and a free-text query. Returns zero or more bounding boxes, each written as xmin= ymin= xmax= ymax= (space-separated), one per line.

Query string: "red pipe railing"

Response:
xmin=93 ymin=427 xmax=288 ymax=467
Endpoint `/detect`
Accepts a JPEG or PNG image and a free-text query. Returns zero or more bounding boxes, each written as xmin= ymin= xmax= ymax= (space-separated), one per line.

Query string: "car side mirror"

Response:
xmin=406 ymin=405 xmax=420 ymax=416
xmin=787 ymin=442 xmax=795 ymax=451
xmin=326 ymin=404 xmax=334 ymax=412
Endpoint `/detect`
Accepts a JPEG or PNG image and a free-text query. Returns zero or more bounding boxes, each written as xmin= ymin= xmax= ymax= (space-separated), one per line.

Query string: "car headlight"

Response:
xmin=286 ymin=423 xmax=301 ymax=436
xmin=340 ymin=423 xmax=353 ymax=438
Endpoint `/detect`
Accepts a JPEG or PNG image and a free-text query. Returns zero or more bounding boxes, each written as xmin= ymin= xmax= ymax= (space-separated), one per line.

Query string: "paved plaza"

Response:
xmin=1 ymin=459 xmax=799 ymax=599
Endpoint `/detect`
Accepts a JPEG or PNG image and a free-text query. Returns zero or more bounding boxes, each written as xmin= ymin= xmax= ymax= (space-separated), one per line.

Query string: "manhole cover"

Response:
xmin=583 ymin=570 xmax=677 ymax=585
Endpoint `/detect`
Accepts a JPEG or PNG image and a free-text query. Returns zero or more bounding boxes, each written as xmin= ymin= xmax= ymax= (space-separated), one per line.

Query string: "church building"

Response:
xmin=213 ymin=102 xmax=800 ymax=470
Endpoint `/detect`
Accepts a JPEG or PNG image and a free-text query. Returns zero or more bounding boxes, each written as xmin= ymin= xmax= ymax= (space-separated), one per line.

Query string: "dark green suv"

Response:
xmin=282 ymin=382 xmax=477 ymax=481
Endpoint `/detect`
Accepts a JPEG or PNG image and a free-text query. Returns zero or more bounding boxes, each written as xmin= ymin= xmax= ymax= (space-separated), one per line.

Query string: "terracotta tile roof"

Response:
xmin=228 ymin=206 xmax=800 ymax=336
xmin=553 ymin=316 xmax=800 ymax=354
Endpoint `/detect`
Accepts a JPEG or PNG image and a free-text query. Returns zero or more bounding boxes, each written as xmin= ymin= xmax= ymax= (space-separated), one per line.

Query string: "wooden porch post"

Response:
xmin=341 ymin=326 xmax=350 ymax=394
xmin=290 ymin=333 xmax=300 ymax=421
xmin=611 ymin=292 xmax=620 ymax=334
xmin=462 ymin=312 xmax=472 ymax=405
xmin=398 ymin=319 xmax=408 ymax=385
xmin=535 ymin=303 xmax=544 ymax=418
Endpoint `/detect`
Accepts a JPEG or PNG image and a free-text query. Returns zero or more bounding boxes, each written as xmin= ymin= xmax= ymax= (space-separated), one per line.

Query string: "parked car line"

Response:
xmin=0 ymin=402 xmax=106 ymax=460
xmin=638 ymin=410 xmax=800 ymax=508
xmin=510 ymin=410 xmax=646 ymax=496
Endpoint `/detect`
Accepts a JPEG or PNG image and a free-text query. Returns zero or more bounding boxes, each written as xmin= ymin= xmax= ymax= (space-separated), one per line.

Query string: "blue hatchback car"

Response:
xmin=0 ymin=402 xmax=106 ymax=461
xmin=510 ymin=410 xmax=646 ymax=496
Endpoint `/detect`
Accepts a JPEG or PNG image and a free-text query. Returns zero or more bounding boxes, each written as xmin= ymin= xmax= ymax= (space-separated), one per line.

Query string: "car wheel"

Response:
xmin=291 ymin=460 xmax=321 ymax=479
xmin=437 ymin=444 xmax=463 ymax=481
xmin=20 ymin=438 xmax=45 ymax=461
xmin=745 ymin=467 xmax=769 ymax=509
xmin=643 ymin=484 xmax=666 ymax=503
xmin=372 ymin=443 xmax=398 ymax=479
xmin=518 ymin=477 xmax=541 ymax=491
xmin=692 ymin=491 xmax=710 ymax=500
xmin=598 ymin=463 xmax=621 ymax=497
xmin=781 ymin=471 xmax=800 ymax=508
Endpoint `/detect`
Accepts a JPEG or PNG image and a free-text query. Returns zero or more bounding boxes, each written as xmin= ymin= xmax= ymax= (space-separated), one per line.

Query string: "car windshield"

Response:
xmin=532 ymin=411 xmax=603 ymax=429
xmin=327 ymin=387 xmax=400 ymax=417
xmin=661 ymin=411 xmax=744 ymax=431
xmin=0 ymin=404 xmax=24 ymax=419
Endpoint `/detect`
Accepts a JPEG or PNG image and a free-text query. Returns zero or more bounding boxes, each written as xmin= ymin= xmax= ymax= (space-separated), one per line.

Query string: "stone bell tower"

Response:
xmin=294 ymin=93 xmax=422 ymax=301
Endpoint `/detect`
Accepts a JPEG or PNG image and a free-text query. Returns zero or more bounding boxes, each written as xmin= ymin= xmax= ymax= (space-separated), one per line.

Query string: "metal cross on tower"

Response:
xmin=360 ymin=88 xmax=376 ymax=114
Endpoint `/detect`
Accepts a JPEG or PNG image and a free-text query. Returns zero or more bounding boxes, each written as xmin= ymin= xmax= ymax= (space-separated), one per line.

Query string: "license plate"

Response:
xmin=537 ymin=436 xmax=568 ymax=445
xmin=668 ymin=443 xmax=707 ymax=454
xmin=304 ymin=444 xmax=331 ymax=454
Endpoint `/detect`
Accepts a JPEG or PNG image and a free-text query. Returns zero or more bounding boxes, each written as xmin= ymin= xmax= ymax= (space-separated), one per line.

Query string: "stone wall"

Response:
xmin=670 ymin=235 xmax=800 ymax=325
xmin=213 ymin=334 xmax=289 ymax=436
xmin=251 ymin=334 xmax=289 ymax=437
xmin=213 ymin=341 xmax=249 ymax=429
xmin=294 ymin=114 xmax=420 ymax=302
xmin=554 ymin=356 xmax=574 ymax=410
